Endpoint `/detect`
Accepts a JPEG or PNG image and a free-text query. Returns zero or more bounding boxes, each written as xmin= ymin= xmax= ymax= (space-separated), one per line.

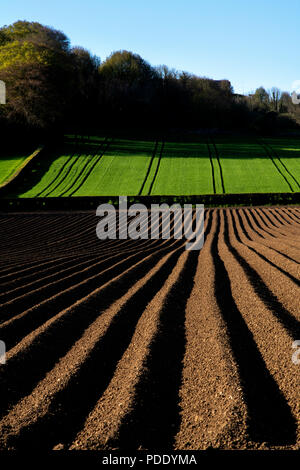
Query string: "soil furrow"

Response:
xmin=0 ymin=248 xmax=182 ymax=450
xmin=69 ymin=250 xmax=189 ymax=450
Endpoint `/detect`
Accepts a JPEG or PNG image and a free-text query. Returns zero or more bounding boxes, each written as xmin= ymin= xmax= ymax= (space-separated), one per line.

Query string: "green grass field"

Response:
xmin=0 ymin=154 xmax=29 ymax=186
xmin=4 ymin=135 xmax=300 ymax=197
xmin=214 ymin=138 xmax=299 ymax=193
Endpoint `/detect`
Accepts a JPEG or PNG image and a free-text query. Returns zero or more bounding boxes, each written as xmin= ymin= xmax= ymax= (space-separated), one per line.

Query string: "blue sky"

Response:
xmin=1 ymin=0 xmax=299 ymax=94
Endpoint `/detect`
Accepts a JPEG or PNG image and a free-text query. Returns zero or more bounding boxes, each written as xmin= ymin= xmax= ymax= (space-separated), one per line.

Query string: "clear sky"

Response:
xmin=1 ymin=0 xmax=299 ymax=95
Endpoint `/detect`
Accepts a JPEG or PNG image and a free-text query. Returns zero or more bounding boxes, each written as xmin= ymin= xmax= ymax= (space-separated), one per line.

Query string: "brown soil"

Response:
xmin=0 ymin=207 xmax=299 ymax=450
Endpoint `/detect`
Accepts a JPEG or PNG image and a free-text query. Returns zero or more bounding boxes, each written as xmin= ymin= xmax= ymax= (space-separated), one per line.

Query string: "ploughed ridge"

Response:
xmin=0 ymin=207 xmax=299 ymax=450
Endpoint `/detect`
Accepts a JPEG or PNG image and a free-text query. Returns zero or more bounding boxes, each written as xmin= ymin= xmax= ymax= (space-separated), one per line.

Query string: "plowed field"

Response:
xmin=0 ymin=207 xmax=299 ymax=450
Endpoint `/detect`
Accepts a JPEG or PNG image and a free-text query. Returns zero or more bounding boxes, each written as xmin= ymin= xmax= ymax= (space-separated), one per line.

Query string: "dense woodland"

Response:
xmin=0 ymin=21 xmax=299 ymax=145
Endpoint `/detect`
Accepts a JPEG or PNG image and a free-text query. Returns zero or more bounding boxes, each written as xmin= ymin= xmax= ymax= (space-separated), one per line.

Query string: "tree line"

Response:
xmin=0 ymin=21 xmax=299 ymax=145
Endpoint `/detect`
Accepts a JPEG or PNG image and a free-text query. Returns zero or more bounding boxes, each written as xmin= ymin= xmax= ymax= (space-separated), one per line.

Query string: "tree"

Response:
xmin=269 ymin=87 xmax=281 ymax=112
xmin=279 ymin=91 xmax=293 ymax=113
xmin=99 ymin=50 xmax=157 ymax=84
xmin=69 ymin=47 xmax=101 ymax=131
xmin=0 ymin=21 xmax=70 ymax=51
xmin=98 ymin=51 xmax=159 ymax=126
xmin=0 ymin=21 xmax=74 ymax=131
xmin=253 ymin=86 xmax=269 ymax=109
